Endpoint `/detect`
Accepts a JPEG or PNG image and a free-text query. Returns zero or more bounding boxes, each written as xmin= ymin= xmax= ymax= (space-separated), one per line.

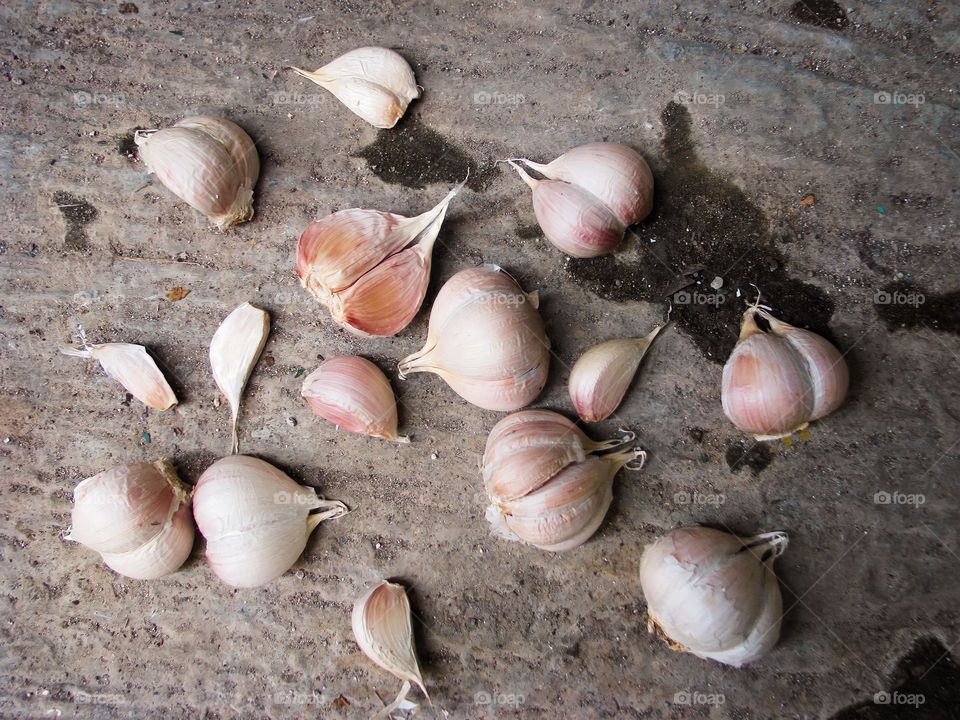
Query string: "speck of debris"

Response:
xmin=141 ymin=431 xmax=151 ymax=444
xmin=800 ymin=193 xmax=816 ymax=206
xmin=294 ymin=367 xmax=305 ymax=378
xmin=286 ymin=417 xmax=297 ymax=427
xmin=430 ymin=452 xmax=439 ymax=460
xmin=119 ymin=2 xmax=138 ymax=13
xmin=710 ymin=276 xmax=723 ymax=290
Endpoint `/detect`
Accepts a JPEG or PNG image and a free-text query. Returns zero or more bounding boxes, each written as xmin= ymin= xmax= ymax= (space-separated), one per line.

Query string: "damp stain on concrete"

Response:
xmin=52 ymin=191 xmax=97 ymax=249
xmin=874 ymin=282 xmax=960 ymax=335
xmin=789 ymin=0 xmax=849 ymax=30
xmin=725 ymin=440 xmax=774 ymax=474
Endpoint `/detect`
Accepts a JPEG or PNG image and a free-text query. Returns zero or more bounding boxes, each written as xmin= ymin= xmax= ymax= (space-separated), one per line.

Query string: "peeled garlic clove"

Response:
xmin=135 ymin=116 xmax=259 ymax=230
xmin=508 ymin=161 xmax=624 ymax=258
xmin=722 ymin=305 xmax=848 ymax=440
xmin=519 ymin=142 xmax=654 ymax=226
xmin=398 ymin=264 xmax=550 ymax=411
xmin=569 ymin=325 xmax=665 ymax=423
xmin=297 ymin=182 xmax=461 ymax=337
xmin=67 ymin=459 xmax=194 ymax=580
xmin=61 ymin=340 xmax=177 ymax=410
xmin=291 ymin=47 xmax=420 ymax=129
xmin=209 ymin=302 xmax=270 ymax=453
xmin=352 ymin=581 xmax=429 ymax=714
xmin=301 ymin=356 xmax=406 ymax=442
xmin=639 ymin=527 xmax=788 ymax=667
xmin=192 ymin=455 xmax=347 ymax=588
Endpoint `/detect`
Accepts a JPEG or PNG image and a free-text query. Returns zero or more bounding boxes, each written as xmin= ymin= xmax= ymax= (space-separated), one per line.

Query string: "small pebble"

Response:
xmin=430 ymin=452 xmax=439 ymax=460
xmin=710 ymin=276 xmax=723 ymax=290
xmin=295 ymin=569 xmax=305 ymax=580
xmin=286 ymin=416 xmax=297 ymax=427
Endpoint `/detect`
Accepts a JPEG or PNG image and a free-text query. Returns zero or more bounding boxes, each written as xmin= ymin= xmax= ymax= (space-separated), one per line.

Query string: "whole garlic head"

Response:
xmin=67 ymin=459 xmax=194 ymax=580
xmin=639 ymin=526 xmax=788 ymax=667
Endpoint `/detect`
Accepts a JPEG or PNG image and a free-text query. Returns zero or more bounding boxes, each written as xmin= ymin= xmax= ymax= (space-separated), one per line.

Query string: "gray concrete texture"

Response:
xmin=1 ymin=0 xmax=959 ymax=718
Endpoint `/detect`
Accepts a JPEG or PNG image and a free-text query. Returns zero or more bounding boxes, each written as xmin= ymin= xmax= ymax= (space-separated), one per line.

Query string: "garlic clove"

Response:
xmin=135 ymin=116 xmax=259 ymax=230
xmin=301 ymin=356 xmax=406 ymax=442
xmin=99 ymin=504 xmax=195 ymax=580
xmin=61 ymin=341 xmax=178 ymax=410
xmin=209 ymin=302 xmax=270 ymax=453
xmin=290 ymin=47 xmax=420 ymax=129
xmin=569 ymin=325 xmax=665 ymax=423
xmin=352 ymin=580 xmax=429 ymax=711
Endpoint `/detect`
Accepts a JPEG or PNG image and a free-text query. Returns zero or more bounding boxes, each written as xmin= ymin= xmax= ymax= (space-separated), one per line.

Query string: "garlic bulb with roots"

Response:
xmin=67 ymin=459 xmax=194 ymax=580
xmin=297 ymin=181 xmax=463 ymax=337
xmin=301 ymin=356 xmax=408 ymax=442
xmin=482 ymin=409 xmax=644 ymax=551
xmin=192 ymin=455 xmax=347 ymax=587
xmin=135 ymin=116 xmax=259 ymax=230
xmin=290 ymin=47 xmax=420 ymax=129
xmin=507 ymin=142 xmax=654 ymax=258
xmin=398 ymin=264 xmax=550 ymax=411
xmin=639 ymin=526 xmax=789 ymax=667
xmin=722 ymin=302 xmax=848 ymax=440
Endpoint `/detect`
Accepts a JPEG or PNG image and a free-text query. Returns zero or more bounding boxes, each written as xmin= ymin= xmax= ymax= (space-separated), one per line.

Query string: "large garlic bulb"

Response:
xmin=722 ymin=304 xmax=849 ymax=440
xmin=67 ymin=460 xmax=194 ymax=580
xmin=135 ymin=116 xmax=259 ymax=230
xmin=639 ymin=526 xmax=788 ymax=667
xmin=483 ymin=410 xmax=644 ymax=551
xmin=507 ymin=142 xmax=654 ymax=258
xmin=398 ymin=265 xmax=550 ymax=411
xmin=192 ymin=455 xmax=347 ymax=587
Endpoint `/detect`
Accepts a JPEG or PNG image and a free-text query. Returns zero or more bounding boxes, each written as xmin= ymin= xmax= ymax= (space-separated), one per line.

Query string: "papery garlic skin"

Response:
xmin=569 ymin=325 xmax=664 ymax=422
xmin=61 ymin=341 xmax=178 ymax=410
xmin=291 ymin=47 xmax=420 ymax=128
xmin=722 ymin=306 xmax=848 ymax=440
xmin=301 ymin=356 xmax=406 ymax=442
xmin=193 ymin=455 xmax=347 ymax=588
xmin=297 ymin=182 xmax=462 ymax=337
xmin=209 ymin=302 xmax=270 ymax=453
xmin=135 ymin=116 xmax=259 ymax=230
xmin=67 ymin=459 xmax=194 ymax=580
xmin=639 ymin=526 xmax=788 ymax=667
xmin=398 ymin=264 xmax=550 ymax=411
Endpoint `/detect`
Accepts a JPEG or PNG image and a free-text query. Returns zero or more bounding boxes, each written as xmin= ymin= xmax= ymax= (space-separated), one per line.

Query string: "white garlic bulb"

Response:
xmin=507 ymin=142 xmax=654 ymax=258
xmin=67 ymin=459 xmax=194 ymax=580
xmin=722 ymin=304 xmax=848 ymax=439
xmin=192 ymin=455 xmax=347 ymax=588
xmin=297 ymin=182 xmax=462 ymax=337
xmin=568 ymin=324 xmax=665 ymax=422
xmin=398 ymin=265 xmax=550 ymax=411
xmin=301 ymin=356 xmax=407 ymax=442
xmin=290 ymin=47 xmax=420 ymax=129
xmin=483 ymin=409 xmax=644 ymax=551
xmin=135 ymin=115 xmax=259 ymax=230
xmin=639 ymin=526 xmax=788 ymax=667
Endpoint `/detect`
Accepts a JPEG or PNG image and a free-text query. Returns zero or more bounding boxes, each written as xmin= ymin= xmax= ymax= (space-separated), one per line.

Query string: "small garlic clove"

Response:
xmin=61 ymin=341 xmax=178 ymax=410
xmin=290 ymin=47 xmax=420 ymax=129
xmin=352 ymin=580 xmax=429 ymax=711
xmin=569 ymin=325 xmax=665 ymax=423
xmin=301 ymin=356 xmax=406 ymax=442
xmin=209 ymin=302 xmax=270 ymax=453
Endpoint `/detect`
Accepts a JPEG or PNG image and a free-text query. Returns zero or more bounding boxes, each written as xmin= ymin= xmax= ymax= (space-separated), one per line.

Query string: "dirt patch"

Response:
xmin=52 ymin=191 xmax=97 ymax=250
xmin=874 ymin=282 xmax=960 ymax=335
xmin=789 ymin=0 xmax=849 ymax=30
xmin=724 ymin=440 xmax=774 ymax=474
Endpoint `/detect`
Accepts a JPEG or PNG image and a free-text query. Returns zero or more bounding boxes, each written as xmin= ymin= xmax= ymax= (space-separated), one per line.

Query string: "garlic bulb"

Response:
xmin=722 ymin=304 xmax=849 ymax=440
xmin=639 ymin=526 xmax=788 ymax=667
xmin=192 ymin=455 xmax=347 ymax=588
xmin=209 ymin=302 xmax=270 ymax=453
xmin=353 ymin=581 xmax=429 ymax=715
xmin=301 ymin=356 xmax=407 ymax=442
xmin=67 ymin=459 xmax=194 ymax=580
xmin=483 ymin=409 xmax=644 ymax=551
xmin=569 ymin=324 xmax=665 ymax=422
xmin=507 ymin=142 xmax=654 ymax=258
xmin=398 ymin=265 xmax=550 ymax=411
xmin=135 ymin=116 xmax=259 ymax=230
xmin=61 ymin=331 xmax=177 ymax=410
xmin=290 ymin=47 xmax=420 ymax=129
xmin=297 ymin=182 xmax=462 ymax=337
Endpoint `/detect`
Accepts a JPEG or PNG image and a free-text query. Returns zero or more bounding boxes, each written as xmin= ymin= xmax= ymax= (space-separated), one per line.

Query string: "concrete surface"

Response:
xmin=1 ymin=1 xmax=959 ymax=718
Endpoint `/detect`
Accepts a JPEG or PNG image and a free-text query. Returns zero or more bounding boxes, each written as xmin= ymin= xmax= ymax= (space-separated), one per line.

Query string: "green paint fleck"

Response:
xmin=877 ymin=206 xmax=887 ymax=215
xmin=141 ymin=431 xmax=151 ymax=444
xmin=699 ymin=453 xmax=710 ymax=463
xmin=169 ymin=30 xmax=184 ymax=36
xmin=294 ymin=367 xmax=305 ymax=378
